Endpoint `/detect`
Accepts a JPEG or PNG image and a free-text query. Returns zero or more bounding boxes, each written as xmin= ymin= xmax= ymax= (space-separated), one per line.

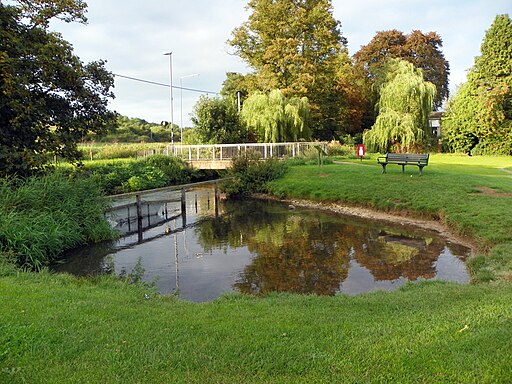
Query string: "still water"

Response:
xmin=54 ymin=187 xmax=471 ymax=302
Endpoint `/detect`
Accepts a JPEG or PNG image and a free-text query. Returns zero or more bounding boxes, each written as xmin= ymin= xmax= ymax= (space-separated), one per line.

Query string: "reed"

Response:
xmin=0 ymin=174 xmax=116 ymax=270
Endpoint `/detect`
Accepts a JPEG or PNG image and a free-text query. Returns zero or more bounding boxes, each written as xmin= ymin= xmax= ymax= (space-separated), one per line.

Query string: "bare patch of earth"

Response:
xmin=255 ymin=194 xmax=478 ymax=254
xmin=471 ymin=186 xmax=512 ymax=197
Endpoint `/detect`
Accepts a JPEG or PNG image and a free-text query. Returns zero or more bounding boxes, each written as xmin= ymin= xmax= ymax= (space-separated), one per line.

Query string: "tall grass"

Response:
xmin=79 ymin=142 xmax=169 ymax=160
xmin=0 ymin=175 xmax=116 ymax=270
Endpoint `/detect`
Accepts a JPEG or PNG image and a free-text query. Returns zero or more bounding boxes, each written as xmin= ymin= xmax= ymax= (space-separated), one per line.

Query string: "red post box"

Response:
xmin=356 ymin=144 xmax=365 ymax=161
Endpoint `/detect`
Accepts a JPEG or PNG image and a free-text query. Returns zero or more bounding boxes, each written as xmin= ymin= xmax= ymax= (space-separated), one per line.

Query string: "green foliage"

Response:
xmin=353 ymin=29 xmax=449 ymax=112
xmin=363 ymin=59 xmax=436 ymax=152
xmin=241 ymin=89 xmax=311 ymax=142
xmin=0 ymin=174 xmax=115 ymax=270
xmin=80 ymin=142 xmax=169 ymax=160
xmin=224 ymin=151 xmax=288 ymax=197
xmin=62 ymin=155 xmax=193 ymax=194
xmin=10 ymin=0 xmax=88 ymax=26
xmin=229 ymin=0 xmax=349 ymax=140
xmin=191 ymin=95 xmax=248 ymax=144
xmin=442 ymin=14 xmax=512 ymax=155
xmin=0 ymin=2 xmax=116 ymax=177
xmin=88 ymin=115 xmax=173 ymax=143
xmin=441 ymin=82 xmax=482 ymax=154
xmin=327 ymin=140 xmax=357 ymax=157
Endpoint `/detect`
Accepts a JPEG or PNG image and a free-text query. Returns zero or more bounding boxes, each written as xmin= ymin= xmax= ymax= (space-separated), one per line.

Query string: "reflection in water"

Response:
xmin=54 ymin=192 xmax=471 ymax=302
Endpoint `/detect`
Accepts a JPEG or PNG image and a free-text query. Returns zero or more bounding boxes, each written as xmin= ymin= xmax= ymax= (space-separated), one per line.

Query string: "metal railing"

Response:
xmin=166 ymin=142 xmax=327 ymax=162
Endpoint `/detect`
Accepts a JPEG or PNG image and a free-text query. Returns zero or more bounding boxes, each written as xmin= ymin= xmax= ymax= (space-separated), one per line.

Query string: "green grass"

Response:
xmin=269 ymin=154 xmax=512 ymax=282
xmin=1 ymin=271 xmax=511 ymax=383
xmin=1 ymin=153 xmax=512 ymax=383
xmin=271 ymin=155 xmax=512 ymax=245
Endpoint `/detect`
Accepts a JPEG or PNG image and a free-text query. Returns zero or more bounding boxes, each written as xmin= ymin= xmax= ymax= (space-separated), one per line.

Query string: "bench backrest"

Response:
xmin=386 ymin=153 xmax=429 ymax=164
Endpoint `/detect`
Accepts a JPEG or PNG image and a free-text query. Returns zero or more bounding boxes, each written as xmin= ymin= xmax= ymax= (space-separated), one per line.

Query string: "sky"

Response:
xmin=49 ymin=0 xmax=511 ymax=127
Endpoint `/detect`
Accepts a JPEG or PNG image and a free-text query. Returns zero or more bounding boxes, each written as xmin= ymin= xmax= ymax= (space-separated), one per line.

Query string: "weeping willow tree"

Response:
xmin=363 ymin=59 xmax=436 ymax=153
xmin=240 ymin=89 xmax=310 ymax=143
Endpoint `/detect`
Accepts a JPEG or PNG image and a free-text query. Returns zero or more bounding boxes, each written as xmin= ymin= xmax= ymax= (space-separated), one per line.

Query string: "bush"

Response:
xmin=0 ymin=175 xmax=116 ymax=270
xmin=327 ymin=141 xmax=357 ymax=157
xmin=59 ymin=155 xmax=194 ymax=194
xmin=224 ymin=151 xmax=288 ymax=197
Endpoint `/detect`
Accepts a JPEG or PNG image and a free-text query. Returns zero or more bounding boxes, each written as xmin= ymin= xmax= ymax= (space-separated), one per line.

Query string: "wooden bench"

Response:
xmin=377 ymin=153 xmax=429 ymax=176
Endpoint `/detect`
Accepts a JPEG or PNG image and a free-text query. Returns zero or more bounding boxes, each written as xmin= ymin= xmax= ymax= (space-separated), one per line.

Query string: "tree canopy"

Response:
xmin=442 ymin=14 xmax=512 ymax=155
xmin=0 ymin=0 xmax=116 ymax=176
xmin=363 ymin=59 xmax=436 ymax=153
xmin=191 ymin=96 xmax=248 ymax=144
xmin=353 ymin=29 xmax=449 ymax=112
xmin=240 ymin=89 xmax=310 ymax=143
xmin=229 ymin=0 xmax=349 ymax=139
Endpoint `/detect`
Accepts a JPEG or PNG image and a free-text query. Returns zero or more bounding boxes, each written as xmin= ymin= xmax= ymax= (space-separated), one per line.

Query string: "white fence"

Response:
xmin=166 ymin=142 xmax=328 ymax=162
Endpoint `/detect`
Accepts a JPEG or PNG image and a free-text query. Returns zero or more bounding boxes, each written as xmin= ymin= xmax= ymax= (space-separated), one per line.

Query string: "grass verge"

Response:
xmin=1 ymin=270 xmax=511 ymax=383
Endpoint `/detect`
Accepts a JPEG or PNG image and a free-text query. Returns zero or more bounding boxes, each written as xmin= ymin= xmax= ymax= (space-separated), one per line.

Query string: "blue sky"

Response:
xmin=50 ymin=0 xmax=511 ymax=126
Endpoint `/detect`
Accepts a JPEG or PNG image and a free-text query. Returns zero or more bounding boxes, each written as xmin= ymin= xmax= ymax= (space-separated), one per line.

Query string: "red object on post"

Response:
xmin=356 ymin=144 xmax=365 ymax=160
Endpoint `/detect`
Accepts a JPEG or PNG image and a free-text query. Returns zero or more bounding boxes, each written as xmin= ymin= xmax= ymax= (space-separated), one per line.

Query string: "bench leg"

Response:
xmin=381 ymin=164 xmax=386 ymax=174
xmin=401 ymin=165 xmax=405 ymax=173
xmin=419 ymin=166 xmax=424 ymax=176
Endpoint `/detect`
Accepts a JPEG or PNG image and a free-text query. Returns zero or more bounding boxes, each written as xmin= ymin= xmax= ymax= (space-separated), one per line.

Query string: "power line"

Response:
xmin=112 ymin=73 xmax=218 ymax=95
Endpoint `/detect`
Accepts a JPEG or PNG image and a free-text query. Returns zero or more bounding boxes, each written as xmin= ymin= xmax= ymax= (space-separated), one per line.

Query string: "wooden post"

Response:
xmin=136 ymin=194 xmax=143 ymax=243
xmin=181 ymin=187 xmax=187 ymax=226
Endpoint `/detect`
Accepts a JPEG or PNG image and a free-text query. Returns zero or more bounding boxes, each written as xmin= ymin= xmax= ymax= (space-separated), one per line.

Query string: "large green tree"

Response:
xmin=191 ymin=96 xmax=248 ymax=144
xmin=229 ymin=0 xmax=348 ymax=139
xmin=240 ymin=89 xmax=310 ymax=143
xmin=353 ymin=29 xmax=449 ymax=115
xmin=363 ymin=59 xmax=436 ymax=153
xmin=0 ymin=0 xmax=116 ymax=176
xmin=442 ymin=14 xmax=512 ymax=155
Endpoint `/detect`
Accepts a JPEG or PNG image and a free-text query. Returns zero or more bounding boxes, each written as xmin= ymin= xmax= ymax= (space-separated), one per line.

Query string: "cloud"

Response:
xmin=49 ymin=0 xmax=510 ymax=124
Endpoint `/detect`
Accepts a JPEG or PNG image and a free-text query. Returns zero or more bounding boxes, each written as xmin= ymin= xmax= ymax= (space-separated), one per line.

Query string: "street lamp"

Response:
xmin=163 ymin=51 xmax=174 ymax=143
xmin=180 ymin=73 xmax=199 ymax=144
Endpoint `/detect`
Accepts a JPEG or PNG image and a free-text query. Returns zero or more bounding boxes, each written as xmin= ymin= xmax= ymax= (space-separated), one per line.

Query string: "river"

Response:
xmin=53 ymin=186 xmax=470 ymax=302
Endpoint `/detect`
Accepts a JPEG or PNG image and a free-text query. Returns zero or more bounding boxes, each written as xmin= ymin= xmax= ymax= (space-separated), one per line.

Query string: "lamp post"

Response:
xmin=179 ymin=73 xmax=199 ymax=144
xmin=163 ymin=52 xmax=174 ymax=143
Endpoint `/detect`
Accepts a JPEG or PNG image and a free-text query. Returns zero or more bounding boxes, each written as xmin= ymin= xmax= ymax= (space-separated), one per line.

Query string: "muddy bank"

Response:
xmin=254 ymin=194 xmax=478 ymax=254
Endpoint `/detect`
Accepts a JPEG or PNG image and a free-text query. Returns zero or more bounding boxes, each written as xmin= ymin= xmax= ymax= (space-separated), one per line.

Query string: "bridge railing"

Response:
xmin=166 ymin=142 xmax=328 ymax=161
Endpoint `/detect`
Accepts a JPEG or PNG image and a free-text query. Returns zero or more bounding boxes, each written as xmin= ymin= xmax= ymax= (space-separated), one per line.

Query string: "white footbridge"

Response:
xmin=166 ymin=142 xmax=328 ymax=169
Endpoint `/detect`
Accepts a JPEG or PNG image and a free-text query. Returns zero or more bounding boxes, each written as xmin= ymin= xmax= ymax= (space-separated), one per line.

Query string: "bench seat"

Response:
xmin=377 ymin=153 xmax=429 ymax=176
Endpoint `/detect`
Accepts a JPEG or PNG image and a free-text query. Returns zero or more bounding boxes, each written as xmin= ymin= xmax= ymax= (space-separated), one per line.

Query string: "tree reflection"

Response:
xmin=194 ymin=199 xmax=465 ymax=296
xmin=235 ymin=217 xmax=350 ymax=296
xmin=353 ymin=231 xmax=445 ymax=281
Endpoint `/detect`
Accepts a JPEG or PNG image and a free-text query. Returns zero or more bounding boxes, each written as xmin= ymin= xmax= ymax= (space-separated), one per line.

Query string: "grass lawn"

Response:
xmin=1 ymin=154 xmax=511 ymax=383
xmin=1 ymin=271 xmax=511 ymax=383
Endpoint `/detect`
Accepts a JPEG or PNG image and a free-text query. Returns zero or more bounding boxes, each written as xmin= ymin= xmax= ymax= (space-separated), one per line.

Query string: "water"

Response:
xmin=54 ymin=187 xmax=471 ymax=302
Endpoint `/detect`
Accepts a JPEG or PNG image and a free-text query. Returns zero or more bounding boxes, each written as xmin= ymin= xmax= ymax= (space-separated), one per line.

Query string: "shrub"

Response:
xmin=327 ymin=140 xmax=357 ymax=157
xmin=58 ymin=155 xmax=194 ymax=194
xmin=224 ymin=151 xmax=288 ymax=197
xmin=141 ymin=155 xmax=190 ymax=185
